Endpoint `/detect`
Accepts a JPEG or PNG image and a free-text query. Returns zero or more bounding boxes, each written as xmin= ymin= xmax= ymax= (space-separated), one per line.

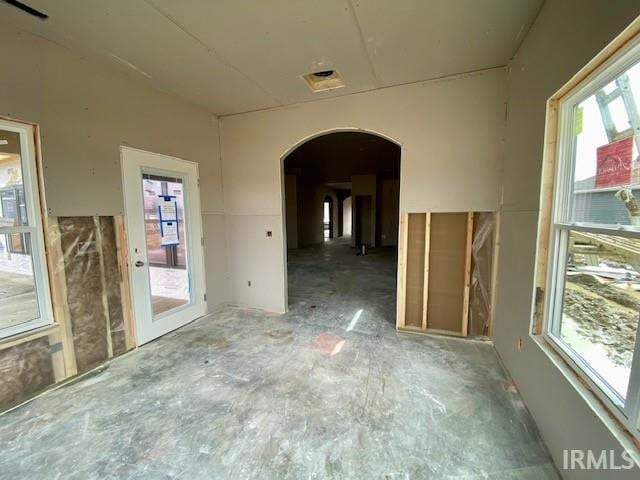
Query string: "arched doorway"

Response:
xmin=282 ymin=131 xmax=401 ymax=330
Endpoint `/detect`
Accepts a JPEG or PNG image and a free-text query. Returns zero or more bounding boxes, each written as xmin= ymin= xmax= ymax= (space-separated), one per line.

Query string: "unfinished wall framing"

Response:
xmin=396 ymin=211 xmax=499 ymax=337
xmin=0 ymin=215 xmax=135 ymax=412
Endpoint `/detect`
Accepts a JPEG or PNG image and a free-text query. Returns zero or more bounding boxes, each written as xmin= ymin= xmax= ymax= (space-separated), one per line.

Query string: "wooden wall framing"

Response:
xmin=396 ymin=211 xmax=498 ymax=337
xmin=0 ymin=215 xmax=136 ymax=411
xmin=0 ymin=120 xmax=136 ymax=411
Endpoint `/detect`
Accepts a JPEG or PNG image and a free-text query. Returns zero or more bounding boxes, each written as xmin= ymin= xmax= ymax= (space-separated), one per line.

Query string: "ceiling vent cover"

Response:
xmin=302 ymin=70 xmax=345 ymax=92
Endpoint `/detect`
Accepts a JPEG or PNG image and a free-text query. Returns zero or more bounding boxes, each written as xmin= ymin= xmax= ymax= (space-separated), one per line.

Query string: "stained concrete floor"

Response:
xmin=0 ymin=239 xmax=559 ymax=479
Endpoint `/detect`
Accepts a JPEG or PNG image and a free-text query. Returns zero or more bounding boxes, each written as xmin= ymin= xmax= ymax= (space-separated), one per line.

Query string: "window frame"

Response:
xmin=0 ymin=118 xmax=53 ymax=339
xmin=542 ymin=34 xmax=640 ymax=440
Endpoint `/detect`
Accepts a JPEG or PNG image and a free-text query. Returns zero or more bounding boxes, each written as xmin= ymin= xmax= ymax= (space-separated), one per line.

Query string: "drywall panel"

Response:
xmin=148 ymin=0 xmax=378 ymax=107
xmin=427 ymin=213 xmax=468 ymax=333
xmin=495 ymin=1 xmax=640 ymax=477
xmin=0 ymin=24 xmax=223 ymax=217
xmin=0 ymin=25 xmax=229 ymax=312
xmin=220 ymin=68 xmax=506 ymax=310
xmin=202 ymin=214 xmax=230 ymax=311
xmin=221 ymin=68 xmax=505 ymax=215
xmin=503 ymin=1 xmax=640 ymax=213
xmin=380 ymin=179 xmax=400 ymax=246
xmin=284 ymin=175 xmax=298 ymax=249
xmin=225 ymin=215 xmax=286 ymax=313
xmin=351 ymin=0 xmax=543 ymax=88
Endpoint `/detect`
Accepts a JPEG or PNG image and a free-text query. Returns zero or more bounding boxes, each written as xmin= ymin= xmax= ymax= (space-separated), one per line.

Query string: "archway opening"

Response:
xmin=283 ymin=131 xmax=401 ymax=330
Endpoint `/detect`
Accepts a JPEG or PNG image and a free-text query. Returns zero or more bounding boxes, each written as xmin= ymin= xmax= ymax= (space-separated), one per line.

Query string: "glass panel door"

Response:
xmin=141 ymin=173 xmax=190 ymax=317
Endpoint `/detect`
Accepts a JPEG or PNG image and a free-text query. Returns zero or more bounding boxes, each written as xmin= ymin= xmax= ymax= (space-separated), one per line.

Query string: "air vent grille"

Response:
xmin=302 ymin=70 xmax=345 ymax=93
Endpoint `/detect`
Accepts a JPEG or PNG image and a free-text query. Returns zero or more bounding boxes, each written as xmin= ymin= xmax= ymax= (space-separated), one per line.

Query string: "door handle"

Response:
xmin=135 ymin=260 xmax=145 ymax=267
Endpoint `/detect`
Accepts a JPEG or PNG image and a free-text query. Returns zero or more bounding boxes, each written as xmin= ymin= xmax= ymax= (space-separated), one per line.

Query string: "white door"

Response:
xmin=121 ymin=147 xmax=206 ymax=345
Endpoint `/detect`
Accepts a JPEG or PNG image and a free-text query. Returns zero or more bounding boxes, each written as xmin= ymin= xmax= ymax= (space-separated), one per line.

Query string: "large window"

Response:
xmin=545 ymin=38 xmax=640 ymax=439
xmin=0 ymin=119 xmax=52 ymax=338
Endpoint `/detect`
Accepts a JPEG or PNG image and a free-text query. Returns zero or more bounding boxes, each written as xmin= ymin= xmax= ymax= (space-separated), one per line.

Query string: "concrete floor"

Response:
xmin=0 ymin=239 xmax=559 ymax=479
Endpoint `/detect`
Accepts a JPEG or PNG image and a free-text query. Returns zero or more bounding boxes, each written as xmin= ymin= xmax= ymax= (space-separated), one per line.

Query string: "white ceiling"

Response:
xmin=1 ymin=0 xmax=544 ymax=116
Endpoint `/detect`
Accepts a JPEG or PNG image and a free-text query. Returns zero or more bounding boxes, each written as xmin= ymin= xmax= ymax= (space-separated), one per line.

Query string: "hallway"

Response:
xmin=287 ymin=237 xmax=398 ymax=335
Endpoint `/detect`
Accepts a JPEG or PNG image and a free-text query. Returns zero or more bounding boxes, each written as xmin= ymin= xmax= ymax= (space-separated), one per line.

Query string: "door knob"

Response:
xmin=135 ymin=260 xmax=145 ymax=267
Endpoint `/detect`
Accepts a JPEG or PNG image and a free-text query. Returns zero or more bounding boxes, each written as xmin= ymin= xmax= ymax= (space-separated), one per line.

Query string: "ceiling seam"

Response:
xmin=345 ymin=0 xmax=381 ymax=88
xmin=143 ymin=0 xmax=284 ymax=106
xmin=220 ymin=65 xmax=507 ymax=118
xmin=510 ymin=0 xmax=547 ymax=63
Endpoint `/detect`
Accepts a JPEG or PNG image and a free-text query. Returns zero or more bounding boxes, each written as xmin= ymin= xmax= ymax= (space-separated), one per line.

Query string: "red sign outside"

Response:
xmin=595 ymin=137 xmax=634 ymax=188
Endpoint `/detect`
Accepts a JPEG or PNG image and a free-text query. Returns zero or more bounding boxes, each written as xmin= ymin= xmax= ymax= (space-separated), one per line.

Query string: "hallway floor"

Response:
xmin=287 ymin=237 xmax=398 ymax=335
xmin=0 ymin=240 xmax=559 ymax=479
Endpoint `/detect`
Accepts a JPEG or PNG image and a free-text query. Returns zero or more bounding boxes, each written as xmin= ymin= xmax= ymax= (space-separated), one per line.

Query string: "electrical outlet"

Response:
xmin=266 ymin=230 xmax=273 ymax=237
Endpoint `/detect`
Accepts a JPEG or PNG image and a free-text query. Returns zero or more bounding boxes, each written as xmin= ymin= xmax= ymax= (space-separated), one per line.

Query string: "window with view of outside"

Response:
xmin=547 ymin=39 xmax=640 ymax=436
xmin=0 ymin=121 xmax=51 ymax=338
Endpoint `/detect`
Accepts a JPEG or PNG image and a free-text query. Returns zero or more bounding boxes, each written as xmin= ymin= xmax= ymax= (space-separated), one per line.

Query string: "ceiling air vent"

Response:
xmin=302 ymin=70 xmax=344 ymax=93
xmin=2 ymin=0 xmax=48 ymax=20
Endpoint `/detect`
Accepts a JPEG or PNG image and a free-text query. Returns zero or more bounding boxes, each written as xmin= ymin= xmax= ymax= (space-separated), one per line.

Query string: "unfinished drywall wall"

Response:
xmin=0 ymin=215 xmax=134 ymax=411
xmin=220 ymin=68 xmax=506 ymax=311
xmin=352 ymin=175 xmax=377 ymax=247
xmin=284 ymin=174 xmax=299 ymax=249
xmin=0 ymin=24 xmax=228 ymax=313
xmin=379 ymin=179 xmax=400 ymax=246
xmin=343 ymin=197 xmax=352 ymax=237
xmin=294 ymin=184 xmax=339 ymax=247
xmin=495 ymin=1 xmax=640 ymax=478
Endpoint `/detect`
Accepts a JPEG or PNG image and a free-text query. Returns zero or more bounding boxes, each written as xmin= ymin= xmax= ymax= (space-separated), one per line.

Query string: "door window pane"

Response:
xmin=141 ymin=174 xmax=189 ymax=316
xmin=569 ymin=61 xmax=640 ymax=226
xmin=0 ymin=233 xmax=39 ymax=329
xmin=558 ymin=231 xmax=639 ymax=400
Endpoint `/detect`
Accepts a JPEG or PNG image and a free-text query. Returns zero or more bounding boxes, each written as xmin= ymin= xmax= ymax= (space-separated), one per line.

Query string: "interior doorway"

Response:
xmin=323 ymin=195 xmax=333 ymax=240
xmin=282 ymin=131 xmax=401 ymax=330
xmin=121 ymin=147 xmax=206 ymax=345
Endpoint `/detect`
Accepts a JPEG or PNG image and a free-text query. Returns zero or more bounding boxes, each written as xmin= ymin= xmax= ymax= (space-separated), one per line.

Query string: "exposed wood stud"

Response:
xmin=41 ymin=218 xmax=78 ymax=379
xmin=114 ymin=216 xmax=137 ymax=350
xmin=488 ymin=211 xmax=501 ymax=338
xmin=421 ymin=212 xmax=431 ymax=331
xmin=461 ymin=212 xmax=474 ymax=337
xmin=395 ymin=213 xmax=408 ymax=329
xmin=0 ymin=324 xmax=60 ymax=352
xmin=94 ymin=216 xmax=114 ymax=358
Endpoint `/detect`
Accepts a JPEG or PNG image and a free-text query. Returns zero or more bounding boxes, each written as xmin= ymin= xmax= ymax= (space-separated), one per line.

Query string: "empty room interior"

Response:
xmin=2 ymin=1 xmax=640 ymax=478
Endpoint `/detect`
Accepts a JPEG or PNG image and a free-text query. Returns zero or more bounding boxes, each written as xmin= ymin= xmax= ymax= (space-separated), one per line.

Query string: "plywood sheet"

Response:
xmin=404 ymin=213 xmax=426 ymax=328
xmin=427 ymin=213 xmax=468 ymax=333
